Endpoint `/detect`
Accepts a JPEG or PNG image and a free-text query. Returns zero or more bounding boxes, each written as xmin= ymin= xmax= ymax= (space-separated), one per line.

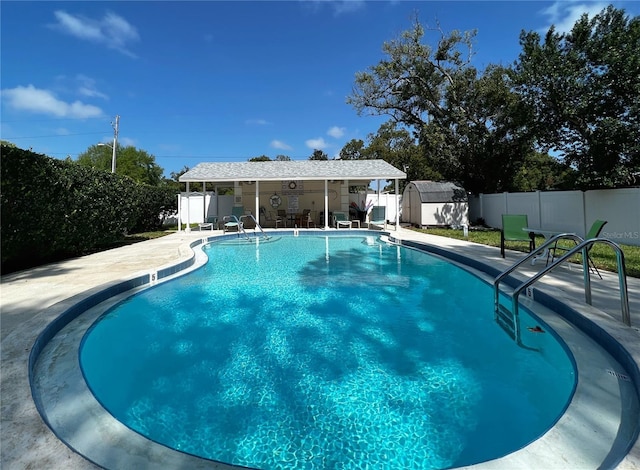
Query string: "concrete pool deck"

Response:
xmin=1 ymin=227 xmax=639 ymax=469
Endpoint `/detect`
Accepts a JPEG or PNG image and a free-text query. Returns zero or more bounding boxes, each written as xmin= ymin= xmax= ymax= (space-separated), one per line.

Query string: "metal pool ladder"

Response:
xmin=241 ymin=214 xmax=270 ymax=240
xmin=493 ymin=234 xmax=631 ymax=345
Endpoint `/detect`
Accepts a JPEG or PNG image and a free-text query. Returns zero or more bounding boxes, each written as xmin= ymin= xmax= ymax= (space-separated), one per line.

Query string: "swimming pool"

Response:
xmin=79 ymin=235 xmax=576 ymax=469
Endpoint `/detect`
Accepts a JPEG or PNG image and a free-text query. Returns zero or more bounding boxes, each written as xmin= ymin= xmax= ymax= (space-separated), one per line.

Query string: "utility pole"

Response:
xmin=111 ymin=115 xmax=120 ymax=173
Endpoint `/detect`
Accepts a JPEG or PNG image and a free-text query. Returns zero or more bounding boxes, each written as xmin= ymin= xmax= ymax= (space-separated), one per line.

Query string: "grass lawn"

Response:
xmin=412 ymin=227 xmax=640 ymax=278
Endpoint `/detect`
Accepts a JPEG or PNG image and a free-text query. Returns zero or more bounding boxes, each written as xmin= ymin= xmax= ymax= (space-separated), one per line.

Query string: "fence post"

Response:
xmin=536 ymin=190 xmax=542 ymax=228
xmin=177 ymin=193 xmax=181 ymax=232
xmin=582 ymin=191 xmax=587 ymax=237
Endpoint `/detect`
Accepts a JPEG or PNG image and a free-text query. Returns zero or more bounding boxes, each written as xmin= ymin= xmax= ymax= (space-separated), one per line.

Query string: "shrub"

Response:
xmin=1 ymin=145 xmax=177 ymax=272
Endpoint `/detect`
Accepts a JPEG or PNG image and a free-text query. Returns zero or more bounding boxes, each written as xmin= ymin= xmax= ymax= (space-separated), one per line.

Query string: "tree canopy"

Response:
xmin=347 ymin=19 xmax=536 ymax=193
xmin=512 ymin=5 xmax=640 ymax=189
xmin=346 ymin=7 xmax=637 ymax=193
xmin=77 ymin=144 xmax=164 ymax=186
xmin=309 ymin=149 xmax=329 ymax=160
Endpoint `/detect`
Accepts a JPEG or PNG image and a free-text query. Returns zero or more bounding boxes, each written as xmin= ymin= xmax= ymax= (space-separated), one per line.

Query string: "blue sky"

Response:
xmin=2 ymin=1 xmax=637 ymax=178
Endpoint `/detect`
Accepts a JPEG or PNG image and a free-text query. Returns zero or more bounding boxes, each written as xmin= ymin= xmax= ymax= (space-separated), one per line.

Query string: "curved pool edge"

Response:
xmin=25 ymin=229 xmax=640 ymax=469
xmin=389 ymin=233 xmax=640 ymax=469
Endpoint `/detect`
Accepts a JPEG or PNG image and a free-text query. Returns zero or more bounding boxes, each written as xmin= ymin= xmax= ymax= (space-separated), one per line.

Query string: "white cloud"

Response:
xmin=305 ymin=0 xmax=365 ymax=15
xmin=75 ymin=75 xmax=109 ymax=100
xmin=540 ymin=1 xmax=609 ymax=34
xmin=1 ymin=85 xmax=103 ymax=118
xmin=120 ymin=136 xmax=136 ymax=147
xmin=331 ymin=1 xmax=365 ymax=15
xmin=271 ymin=140 xmax=292 ymax=150
xmin=53 ymin=74 xmax=108 ymax=100
xmin=327 ymin=126 xmax=345 ymax=138
xmin=246 ymin=118 xmax=270 ymax=126
xmin=51 ymin=10 xmax=139 ymax=57
xmin=305 ymin=137 xmax=328 ymax=149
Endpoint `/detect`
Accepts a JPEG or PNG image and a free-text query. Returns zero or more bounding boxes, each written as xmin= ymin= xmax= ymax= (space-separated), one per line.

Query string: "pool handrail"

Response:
xmin=221 ymin=214 xmax=248 ymax=238
xmin=494 ymin=233 xmax=584 ymax=311
xmin=511 ymin=237 xmax=630 ymax=327
xmin=240 ymin=214 xmax=270 ymax=239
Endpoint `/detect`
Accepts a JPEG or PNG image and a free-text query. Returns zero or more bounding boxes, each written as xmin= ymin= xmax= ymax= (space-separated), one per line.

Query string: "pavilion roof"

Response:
xmin=179 ymin=159 xmax=406 ymax=183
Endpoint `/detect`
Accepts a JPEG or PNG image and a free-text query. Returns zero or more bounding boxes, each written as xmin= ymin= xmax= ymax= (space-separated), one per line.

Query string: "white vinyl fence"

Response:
xmin=349 ymin=192 xmax=401 ymax=224
xmin=469 ymin=188 xmax=640 ymax=247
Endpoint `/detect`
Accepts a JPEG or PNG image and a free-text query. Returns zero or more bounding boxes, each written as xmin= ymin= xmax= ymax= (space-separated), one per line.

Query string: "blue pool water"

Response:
xmin=80 ymin=235 xmax=576 ymax=469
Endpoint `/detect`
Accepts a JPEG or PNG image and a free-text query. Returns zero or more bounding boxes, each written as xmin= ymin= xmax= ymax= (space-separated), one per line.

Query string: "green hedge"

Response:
xmin=1 ymin=145 xmax=177 ymax=272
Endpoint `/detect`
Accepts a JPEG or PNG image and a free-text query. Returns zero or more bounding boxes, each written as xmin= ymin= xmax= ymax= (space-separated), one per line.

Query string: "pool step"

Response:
xmin=496 ymin=304 xmax=517 ymax=341
xmin=495 ymin=304 xmax=540 ymax=351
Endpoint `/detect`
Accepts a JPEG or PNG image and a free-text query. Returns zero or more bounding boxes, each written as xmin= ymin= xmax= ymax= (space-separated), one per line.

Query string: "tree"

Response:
xmin=424 ymin=64 xmax=535 ymax=193
xmin=275 ymin=154 xmax=291 ymax=161
xmin=364 ymin=122 xmax=437 ymax=190
xmin=249 ymin=155 xmax=271 ymax=161
xmin=167 ymin=166 xmax=191 ymax=192
xmin=513 ymin=5 xmax=640 ymax=189
xmin=309 ymin=149 xmax=329 ymax=160
xmin=77 ymin=144 xmax=164 ymax=186
xmin=168 ymin=166 xmax=230 ymax=194
xmin=347 ymin=19 xmax=536 ymax=194
xmin=347 ymin=17 xmax=477 ymax=136
xmin=339 ymin=139 xmax=365 ymax=160
xmin=77 ymin=144 xmax=114 ymax=172
xmin=512 ymin=152 xmax=576 ymax=191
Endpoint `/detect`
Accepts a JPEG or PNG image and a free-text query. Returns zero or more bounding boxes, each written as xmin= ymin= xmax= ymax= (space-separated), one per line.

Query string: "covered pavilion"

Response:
xmin=179 ymin=159 xmax=407 ymax=230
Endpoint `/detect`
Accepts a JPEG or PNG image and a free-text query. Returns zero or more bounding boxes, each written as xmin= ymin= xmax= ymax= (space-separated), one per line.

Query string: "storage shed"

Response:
xmin=402 ymin=181 xmax=469 ymax=227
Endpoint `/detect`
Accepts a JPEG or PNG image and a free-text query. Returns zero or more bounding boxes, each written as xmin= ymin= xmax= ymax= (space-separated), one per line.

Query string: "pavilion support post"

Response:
xmin=177 ymin=193 xmax=181 ymax=232
xmin=185 ymin=182 xmax=191 ymax=232
xmin=395 ymin=179 xmax=400 ymax=231
xmin=324 ymin=180 xmax=329 ymax=229
xmin=255 ymin=181 xmax=260 ymax=224
xmin=202 ymin=181 xmax=207 ymax=223
xmin=215 ymin=185 xmax=219 ymax=222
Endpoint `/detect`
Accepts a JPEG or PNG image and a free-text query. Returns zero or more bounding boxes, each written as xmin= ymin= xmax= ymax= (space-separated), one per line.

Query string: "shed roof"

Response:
xmin=407 ymin=181 xmax=468 ymax=203
xmin=179 ymin=159 xmax=406 ymax=183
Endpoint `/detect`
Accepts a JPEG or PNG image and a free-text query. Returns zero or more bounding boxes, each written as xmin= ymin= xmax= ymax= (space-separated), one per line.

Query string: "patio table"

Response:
xmin=523 ymin=227 xmax=563 ymax=265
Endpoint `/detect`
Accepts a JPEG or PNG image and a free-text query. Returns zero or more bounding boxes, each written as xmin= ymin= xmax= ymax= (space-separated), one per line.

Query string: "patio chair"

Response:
xmin=368 ymin=206 xmax=387 ymax=230
xmin=500 ymin=214 xmax=535 ymax=258
xmin=223 ymin=206 xmax=245 ymax=232
xmin=547 ymin=220 xmax=607 ymax=279
xmin=260 ymin=206 xmax=285 ymax=228
xmin=333 ymin=212 xmax=352 ymax=229
xmin=277 ymin=210 xmax=288 ymax=228
xmin=303 ymin=210 xmax=316 ymax=228
xmin=198 ymin=216 xmax=217 ymax=231
xmin=295 ymin=209 xmax=312 ymax=227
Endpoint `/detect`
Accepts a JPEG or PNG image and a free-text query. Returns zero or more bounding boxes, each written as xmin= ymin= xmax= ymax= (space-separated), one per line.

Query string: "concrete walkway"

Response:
xmin=1 ymin=228 xmax=639 ymax=469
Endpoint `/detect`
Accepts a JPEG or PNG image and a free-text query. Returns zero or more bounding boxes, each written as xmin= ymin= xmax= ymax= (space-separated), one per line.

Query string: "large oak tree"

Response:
xmin=347 ymin=18 xmax=535 ymax=194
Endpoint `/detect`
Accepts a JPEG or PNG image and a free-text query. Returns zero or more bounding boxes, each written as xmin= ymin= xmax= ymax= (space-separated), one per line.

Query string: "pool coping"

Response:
xmin=390 ymin=233 xmax=640 ymax=469
xmin=3 ymin=228 xmax=640 ymax=469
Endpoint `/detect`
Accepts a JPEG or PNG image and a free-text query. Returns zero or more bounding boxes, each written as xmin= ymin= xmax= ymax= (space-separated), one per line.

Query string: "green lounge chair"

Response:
xmin=333 ymin=212 xmax=351 ymax=229
xmin=223 ymin=206 xmax=245 ymax=232
xmin=368 ymin=206 xmax=387 ymax=230
xmin=500 ymin=214 xmax=535 ymax=258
